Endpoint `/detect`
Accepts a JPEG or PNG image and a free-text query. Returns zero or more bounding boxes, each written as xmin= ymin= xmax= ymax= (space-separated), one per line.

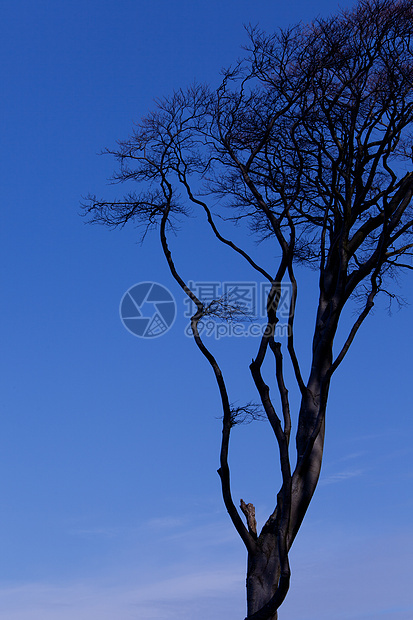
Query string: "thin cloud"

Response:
xmin=0 ymin=567 xmax=245 ymax=620
xmin=0 ymin=528 xmax=412 ymax=620
xmin=69 ymin=526 xmax=127 ymax=538
xmin=319 ymin=468 xmax=364 ymax=486
xmin=145 ymin=516 xmax=188 ymax=530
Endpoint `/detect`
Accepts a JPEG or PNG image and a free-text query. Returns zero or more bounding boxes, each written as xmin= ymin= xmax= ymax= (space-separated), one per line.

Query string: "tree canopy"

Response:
xmin=84 ymin=1 xmax=413 ymax=618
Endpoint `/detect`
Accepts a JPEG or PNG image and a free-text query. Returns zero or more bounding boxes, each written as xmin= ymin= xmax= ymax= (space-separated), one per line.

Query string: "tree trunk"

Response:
xmin=246 ymin=532 xmax=280 ymax=620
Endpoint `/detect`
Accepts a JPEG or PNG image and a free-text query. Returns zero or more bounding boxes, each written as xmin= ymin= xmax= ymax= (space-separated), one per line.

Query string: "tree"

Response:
xmin=83 ymin=1 xmax=413 ymax=617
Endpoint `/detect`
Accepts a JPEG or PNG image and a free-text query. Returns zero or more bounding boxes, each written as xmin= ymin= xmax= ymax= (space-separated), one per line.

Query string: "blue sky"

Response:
xmin=1 ymin=1 xmax=412 ymax=619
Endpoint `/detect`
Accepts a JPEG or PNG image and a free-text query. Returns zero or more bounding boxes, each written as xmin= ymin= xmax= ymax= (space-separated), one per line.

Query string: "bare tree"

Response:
xmin=84 ymin=1 xmax=413 ymax=618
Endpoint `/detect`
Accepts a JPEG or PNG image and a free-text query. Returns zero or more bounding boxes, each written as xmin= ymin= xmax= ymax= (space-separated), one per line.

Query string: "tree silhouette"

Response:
xmin=84 ymin=1 xmax=413 ymax=617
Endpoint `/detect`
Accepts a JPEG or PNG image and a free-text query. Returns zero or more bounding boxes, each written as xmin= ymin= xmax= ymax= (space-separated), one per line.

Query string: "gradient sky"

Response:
xmin=1 ymin=1 xmax=412 ymax=619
